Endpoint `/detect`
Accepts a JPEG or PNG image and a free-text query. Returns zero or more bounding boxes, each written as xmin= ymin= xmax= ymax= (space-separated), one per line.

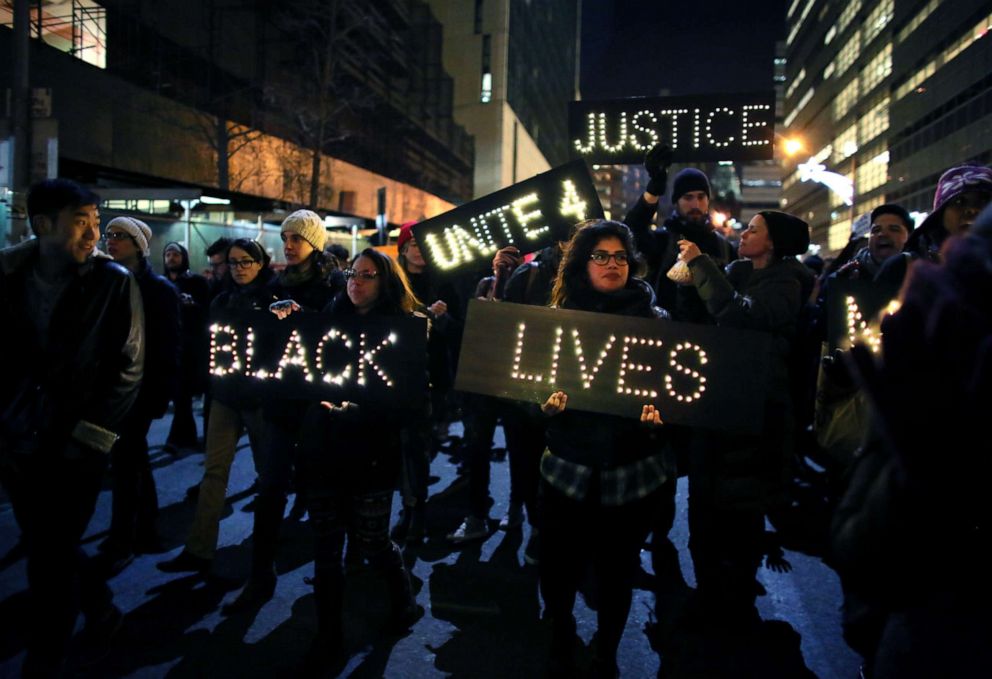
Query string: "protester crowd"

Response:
xmin=1 ymin=149 xmax=990 ymax=678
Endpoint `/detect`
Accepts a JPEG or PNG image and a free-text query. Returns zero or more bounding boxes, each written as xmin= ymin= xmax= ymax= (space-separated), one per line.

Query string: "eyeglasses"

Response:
xmin=227 ymin=258 xmax=258 ymax=269
xmin=104 ymin=231 xmax=132 ymax=241
xmin=343 ymin=268 xmax=379 ymax=280
xmin=589 ymin=251 xmax=629 ymax=266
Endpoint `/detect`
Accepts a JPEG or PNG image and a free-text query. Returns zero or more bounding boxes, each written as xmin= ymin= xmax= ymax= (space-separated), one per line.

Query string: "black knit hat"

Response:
xmin=670 ymin=168 xmax=711 ymax=202
xmin=758 ymin=210 xmax=810 ymax=257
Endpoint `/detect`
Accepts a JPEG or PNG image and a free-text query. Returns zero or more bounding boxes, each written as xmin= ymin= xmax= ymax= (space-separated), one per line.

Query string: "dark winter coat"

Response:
xmin=624 ymin=196 xmax=736 ymax=323
xmin=209 ymin=268 xmax=278 ymax=410
xmin=405 ymin=270 xmax=462 ymax=389
xmin=545 ymin=278 xmax=673 ymax=472
xmin=686 ymin=255 xmax=814 ymax=511
xmin=0 ymin=241 xmax=144 ymax=456
xmin=164 ymin=243 xmax=211 ymax=394
xmin=131 ymin=257 xmax=181 ymax=421
xmin=299 ymin=296 xmax=428 ymax=493
xmin=503 ymin=245 xmax=561 ymax=307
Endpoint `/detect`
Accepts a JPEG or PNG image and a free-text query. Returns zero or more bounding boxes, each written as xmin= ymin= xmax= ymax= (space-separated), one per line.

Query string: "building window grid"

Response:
xmin=862 ymin=0 xmax=894 ymax=47
xmin=834 ymin=33 xmax=860 ymax=78
xmin=896 ymin=0 xmax=940 ymax=43
xmin=833 ymin=124 xmax=858 ymax=164
xmin=895 ymin=12 xmax=992 ymax=100
xmin=834 ymin=77 xmax=859 ymax=121
xmin=856 ymin=150 xmax=890 ymax=194
xmin=858 ymin=96 xmax=890 ymax=146
xmin=829 ymin=218 xmax=853 ymax=251
xmin=838 ymin=0 xmax=861 ymax=34
xmin=0 ymin=0 xmax=107 ymax=69
xmin=787 ymin=0 xmax=816 ymax=45
xmin=784 ymin=86 xmax=814 ymax=127
xmin=785 ymin=67 xmax=806 ymax=99
xmin=860 ymin=44 xmax=892 ymax=96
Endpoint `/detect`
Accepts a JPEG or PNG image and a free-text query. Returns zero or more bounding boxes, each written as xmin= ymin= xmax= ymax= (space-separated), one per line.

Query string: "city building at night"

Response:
xmin=426 ymin=0 xmax=581 ymax=197
xmin=0 ymin=0 xmax=474 ymax=262
xmin=780 ymin=0 xmax=992 ymax=253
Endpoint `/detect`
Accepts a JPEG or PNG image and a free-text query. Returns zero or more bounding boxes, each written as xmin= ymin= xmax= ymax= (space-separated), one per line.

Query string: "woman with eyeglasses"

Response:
xmin=158 ymin=238 xmax=277 ymax=575
xmin=539 ymin=220 xmax=673 ymax=678
xmin=297 ymin=248 xmax=426 ymax=672
xmin=222 ymin=210 xmax=342 ymax=615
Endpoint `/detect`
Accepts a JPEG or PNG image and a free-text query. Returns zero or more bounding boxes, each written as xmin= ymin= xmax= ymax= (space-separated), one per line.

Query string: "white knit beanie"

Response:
xmin=280 ymin=209 xmax=327 ymax=252
xmin=107 ymin=216 xmax=152 ymax=257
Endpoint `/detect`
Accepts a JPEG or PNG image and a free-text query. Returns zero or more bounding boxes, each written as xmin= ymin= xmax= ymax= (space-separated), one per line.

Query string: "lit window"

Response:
xmin=480 ymin=73 xmax=492 ymax=103
xmin=862 ymin=0 xmax=894 ymax=46
xmin=833 ymin=77 xmax=859 ymax=121
xmin=897 ymin=0 xmax=939 ymax=43
xmin=860 ymin=44 xmax=892 ymax=95
xmin=837 ymin=0 xmax=861 ymax=33
xmin=833 ymin=125 xmax=858 ymax=164
xmin=0 ymin=0 xmax=106 ymax=69
xmin=834 ymin=33 xmax=860 ymax=78
xmin=858 ymin=97 xmax=890 ymax=145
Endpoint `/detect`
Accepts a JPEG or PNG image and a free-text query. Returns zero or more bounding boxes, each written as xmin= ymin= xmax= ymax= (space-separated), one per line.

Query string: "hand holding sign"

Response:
xmin=542 ymin=391 xmax=568 ymax=417
xmin=270 ymin=300 xmax=301 ymax=319
xmin=640 ymin=404 xmax=665 ymax=427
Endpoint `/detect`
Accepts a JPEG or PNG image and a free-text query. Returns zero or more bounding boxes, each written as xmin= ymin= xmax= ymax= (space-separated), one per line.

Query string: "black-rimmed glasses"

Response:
xmin=343 ymin=268 xmax=379 ymax=280
xmin=227 ymin=258 xmax=258 ymax=269
xmin=589 ymin=251 xmax=629 ymax=266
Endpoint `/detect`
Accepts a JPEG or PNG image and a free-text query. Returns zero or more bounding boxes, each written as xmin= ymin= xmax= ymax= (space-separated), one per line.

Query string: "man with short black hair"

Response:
xmin=0 ymin=178 xmax=144 ymax=674
xmin=833 ymin=204 xmax=913 ymax=281
xmin=205 ymin=236 xmax=233 ymax=302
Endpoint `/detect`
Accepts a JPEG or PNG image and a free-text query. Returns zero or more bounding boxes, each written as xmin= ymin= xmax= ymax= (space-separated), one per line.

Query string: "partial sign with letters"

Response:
xmin=411 ymin=160 xmax=602 ymax=278
xmin=456 ymin=300 xmax=771 ymax=433
xmin=825 ymin=279 xmax=900 ymax=352
xmin=208 ymin=310 xmax=428 ymax=403
xmin=569 ymin=92 xmax=776 ymax=165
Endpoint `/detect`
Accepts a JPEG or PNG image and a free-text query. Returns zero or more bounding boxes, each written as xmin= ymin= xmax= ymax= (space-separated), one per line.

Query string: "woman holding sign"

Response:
xmin=677 ymin=210 xmax=813 ymax=630
xmin=159 ymin=239 xmax=277 ymax=575
xmin=540 ymin=220 xmax=673 ymax=678
xmin=297 ymin=248 xmax=426 ymax=673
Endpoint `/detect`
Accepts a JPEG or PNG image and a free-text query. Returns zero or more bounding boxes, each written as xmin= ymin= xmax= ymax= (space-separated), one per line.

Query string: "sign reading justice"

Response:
xmin=569 ymin=92 xmax=776 ymax=165
xmin=411 ymin=160 xmax=602 ymax=278
xmin=207 ymin=309 xmax=428 ymax=403
xmin=456 ymin=300 xmax=772 ymax=432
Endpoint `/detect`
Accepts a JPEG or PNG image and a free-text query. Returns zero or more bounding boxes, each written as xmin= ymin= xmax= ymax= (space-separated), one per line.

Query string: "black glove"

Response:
xmin=644 ymin=143 xmax=673 ymax=197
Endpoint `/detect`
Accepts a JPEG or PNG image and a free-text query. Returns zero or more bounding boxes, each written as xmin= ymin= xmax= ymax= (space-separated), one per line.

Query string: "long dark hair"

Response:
xmin=550 ymin=220 xmax=646 ymax=308
xmin=345 ymin=248 xmax=421 ymax=315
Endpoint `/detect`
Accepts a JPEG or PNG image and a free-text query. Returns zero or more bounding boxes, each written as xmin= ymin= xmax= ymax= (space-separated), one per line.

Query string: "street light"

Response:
xmin=783 ymin=137 xmax=804 ymax=157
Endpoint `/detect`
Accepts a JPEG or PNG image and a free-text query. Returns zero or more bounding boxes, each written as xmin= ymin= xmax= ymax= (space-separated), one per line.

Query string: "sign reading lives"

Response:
xmin=411 ymin=159 xmax=602 ymax=278
xmin=825 ymin=279 xmax=900 ymax=352
xmin=569 ymin=92 xmax=776 ymax=165
xmin=456 ymin=300 xmax=772 ymax=433
xmin=207 ymin=309 xmax=428 ymax=403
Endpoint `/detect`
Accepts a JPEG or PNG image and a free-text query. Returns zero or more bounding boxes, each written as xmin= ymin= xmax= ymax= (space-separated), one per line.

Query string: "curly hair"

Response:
xmin=348 ymin=248 xmax=422 ymax=315
xmin=550 ymin=220 xmax=646 ymax=308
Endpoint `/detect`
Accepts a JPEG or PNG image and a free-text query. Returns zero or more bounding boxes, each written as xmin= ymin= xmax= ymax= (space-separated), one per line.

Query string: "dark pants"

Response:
xmin=539 ymin=480 xmax=661 ymax=662
xmin=167 ymin=390 xmax=199 ymax=447
xmin=0 ymin=448 xmax=113 ymax=675
xmin=308 ymin=487 xmax=414 ymax=633
xmin=108 ymin=414 xmax=159 ymax=551
xmin=398 ymin=422 xmax=431 ymax=509
xmin=465 ymin=397 xmax=543 ymax=524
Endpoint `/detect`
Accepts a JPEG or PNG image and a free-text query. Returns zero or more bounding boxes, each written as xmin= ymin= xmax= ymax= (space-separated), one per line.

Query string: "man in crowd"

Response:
xmin=162 ymin=242 xmax=210 ymax=450
xmin=100 ymin=216 xmax=181 ymax=574
xmin=205 ymin=236 xmax=233 ymax=303
xmin=623 ymin=144 xmax=736 ymax=323
xmin=0 ymin=178 xmax=144 ymax=674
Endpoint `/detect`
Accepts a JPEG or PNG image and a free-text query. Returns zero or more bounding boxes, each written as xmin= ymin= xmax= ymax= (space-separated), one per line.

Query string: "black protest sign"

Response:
xmin=456 ymin=300 xmax=771 ymax=432
xmin=569 ymin=92 xmax=776 ymax=165
xmin=411 ymin=160 xmax=603 ymax=278
xmin=825 ymin=279 xmax=900 ymax=351
xmin=208 ymin=309 xmax=427 ymax=403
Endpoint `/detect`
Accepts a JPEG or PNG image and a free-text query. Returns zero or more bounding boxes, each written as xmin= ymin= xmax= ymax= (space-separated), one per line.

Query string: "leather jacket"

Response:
xmin=0 ymin=240 xmax=144 ymax=456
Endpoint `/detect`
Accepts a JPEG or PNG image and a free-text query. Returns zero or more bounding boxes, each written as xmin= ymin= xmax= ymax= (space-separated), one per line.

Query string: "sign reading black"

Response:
xmin=825 ymin=279 xmax=900 ymax=351
xmin=411 ymin=160 xmax=603 ymax=278
xmin=456 ymin=300 xmax=771 ymax=432
xmin=208 ymin=310 xmax=427 ymax=403
xmin=569 ymin=92 xmax=776 ymax=165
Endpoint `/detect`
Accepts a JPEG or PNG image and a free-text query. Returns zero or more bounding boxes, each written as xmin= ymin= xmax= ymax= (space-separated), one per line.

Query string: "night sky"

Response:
xmin=580 ymin=0 xmax=788 ymax=100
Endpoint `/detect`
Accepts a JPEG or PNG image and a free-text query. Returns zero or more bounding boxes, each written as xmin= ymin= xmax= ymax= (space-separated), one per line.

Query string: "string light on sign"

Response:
xmin=559 ymin=180 xmax=587 ymax=222
xmin=659 ymin=109 xmax=688 ymax=149
xmin=209 ymin=323 xmax=242 ymax=376
xmin=629 ymin=110 xmax=660 ymax=151
xmin=512 ymin=193 xmax=549 ymax=240
xmin=845 ymin=296 xmax=882 ymax=353
xmin=741 ymin=104 xmax=772 ymax=146
xmin=665 ymin=342 xmax=708 ymax=403
xmin=357 ymin=332 xmax=397 ymax=387
xmin=574 ymin=112 xmax=598 ymax=154
xmin=616 ymin=336 xmax=659 ymax=398
xmin=315 ymin=328 xmax=355 ymax=385
xmin=705 ymin=107 xmax=736 ymax=148
xmin=573 ymin=330 xmax=617 ymax=389
xmin=273 ymin=329 xmax=316 ymax=383
xmin=597 ymin=111 xmax=627 ymax=152
xmin=512 ymin=323 xmax=548 ymax=382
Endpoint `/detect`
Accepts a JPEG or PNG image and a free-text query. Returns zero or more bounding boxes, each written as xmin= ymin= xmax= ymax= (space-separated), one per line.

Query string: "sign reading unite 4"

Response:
xmin=412 ymin=159 xmax=603 ymax=277
xmin=569 ymin=92 xmax=776 ymax=164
